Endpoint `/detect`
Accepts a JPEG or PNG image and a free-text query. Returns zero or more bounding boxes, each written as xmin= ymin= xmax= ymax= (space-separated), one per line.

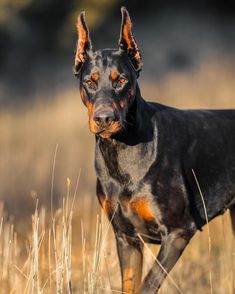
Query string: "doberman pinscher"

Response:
xmin=74 ymin=7 xmax=235 ymax=294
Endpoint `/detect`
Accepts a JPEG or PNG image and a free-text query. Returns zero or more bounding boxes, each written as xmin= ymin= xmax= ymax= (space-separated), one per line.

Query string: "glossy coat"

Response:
xmin=74 ymin=7 xmax=235 ymax=294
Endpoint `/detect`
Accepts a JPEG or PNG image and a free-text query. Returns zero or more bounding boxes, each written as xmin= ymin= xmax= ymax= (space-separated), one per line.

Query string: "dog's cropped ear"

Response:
xmin=119 ymin=7 xmax=143 ymax=73
xmin=74 ymin=11 xmax=92 ymax=76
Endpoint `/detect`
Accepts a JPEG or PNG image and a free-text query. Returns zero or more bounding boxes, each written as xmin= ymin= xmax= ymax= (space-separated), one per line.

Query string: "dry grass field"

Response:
xmin=1 ymin=59 xmax=235 ymax=293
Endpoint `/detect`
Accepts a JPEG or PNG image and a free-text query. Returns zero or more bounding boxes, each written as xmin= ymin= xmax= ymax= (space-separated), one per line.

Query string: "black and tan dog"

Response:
xmin=74 ymin=7 xmax=235 ymax=294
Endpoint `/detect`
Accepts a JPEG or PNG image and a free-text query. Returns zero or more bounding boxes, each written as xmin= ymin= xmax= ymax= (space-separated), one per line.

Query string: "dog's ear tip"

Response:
xmin=121 ymin=6 xmax=129 ymax=15
xmin=80 ymin=10 xmax=86 ymax=17
xmin=77 ymin=11 xmax=86 ymax=22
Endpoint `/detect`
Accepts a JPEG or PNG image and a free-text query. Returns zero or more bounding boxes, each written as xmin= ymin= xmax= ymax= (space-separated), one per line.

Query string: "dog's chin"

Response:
xmin=98 ymin=128 xmax=123 ymax=138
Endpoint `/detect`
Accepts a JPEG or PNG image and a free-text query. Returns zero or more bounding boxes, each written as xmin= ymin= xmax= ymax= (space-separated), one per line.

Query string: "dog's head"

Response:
xmin=74 ymin=7 xmax=142 ymax=138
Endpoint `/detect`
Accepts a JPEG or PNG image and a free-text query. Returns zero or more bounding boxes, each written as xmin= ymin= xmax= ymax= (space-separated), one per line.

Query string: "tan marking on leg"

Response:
xmin=123 ymin=250 xmax=143 ymax=293
xmin=102 ymin=198 xmax=110 ymax=215
xmin=102 ymin=198 xmax=117 ymax=218
xmin=123 ymin=268 xmax=135 ymax=293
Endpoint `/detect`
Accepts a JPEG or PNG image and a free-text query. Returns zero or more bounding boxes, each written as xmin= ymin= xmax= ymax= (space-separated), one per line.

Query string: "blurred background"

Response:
xmin=1 ymin=1 xmax=235 ymax=293
xmin=1 ymin=0 xmax=235 ymax=220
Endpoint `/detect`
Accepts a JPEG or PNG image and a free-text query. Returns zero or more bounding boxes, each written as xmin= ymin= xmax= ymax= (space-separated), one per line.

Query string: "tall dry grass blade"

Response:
xmin=81 ymin=220 xmax=86 ymax=293
xmin=71 ymin=169 xmax=81 ymax=213
xmin=51 ymin=143 xmax=59 ymax=220
xmin=24 ymin=199 xmax=40 ymax=294
xmin=0 ymin=202 xmax=3 ymax=239
xmin=87 ymin=214 xmax=102 ymax=294
xmin=0 ymin=212 xmax=16 ymax=293
xmin=0 ymin=218 xmax=3 ymax=239
xmin=48 ymin=228 xmax=52 ymax=292
xmin=103 ymin=255 xmax=114 ymax=293
xmin=192 ymin=169 xmax=213 ymax=294
xmin=83 ymin=204 xmax=122 ymax=293
xmin=51 ymin=177 xmax=75 ymax=294
xmin=95 ymin=204 xmax=118 ymax=272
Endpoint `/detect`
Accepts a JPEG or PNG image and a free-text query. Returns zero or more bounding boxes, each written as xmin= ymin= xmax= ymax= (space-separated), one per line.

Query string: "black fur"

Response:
xmin=74 ymin=8 xmax=235 ymax=293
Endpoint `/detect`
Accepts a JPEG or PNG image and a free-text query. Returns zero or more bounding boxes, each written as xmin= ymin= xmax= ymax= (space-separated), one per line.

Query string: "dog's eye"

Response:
xmin=84 ymin=80 xmax=93 ymax=87
xmin=116 ymin=77 xmax=127 ymax=88
xmin=119 ymin=77 xmax=127 ymax=84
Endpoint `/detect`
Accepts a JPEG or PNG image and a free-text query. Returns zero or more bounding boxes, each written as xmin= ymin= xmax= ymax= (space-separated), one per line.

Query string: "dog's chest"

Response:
xmin=95 ymin=129 xmax=164 ymax=240
xmin=95 ymin=130 xmax=158 ymax=186
xmin=101 ymin=188 xmax=165 ymax=242
xmin=121 ymin=194 xmax=164 ymax=239
xmin=117 ymin=143 xmax=157 ymax=183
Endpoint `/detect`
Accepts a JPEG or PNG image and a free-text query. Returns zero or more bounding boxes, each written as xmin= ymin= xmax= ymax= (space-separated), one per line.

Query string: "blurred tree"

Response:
xmin=0 ymin=0 xmax=235 ymax=103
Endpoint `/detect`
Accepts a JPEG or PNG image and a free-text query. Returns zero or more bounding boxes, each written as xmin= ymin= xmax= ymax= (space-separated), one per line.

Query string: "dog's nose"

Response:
xmin=93 ymin=111 xmax=117 ymax=127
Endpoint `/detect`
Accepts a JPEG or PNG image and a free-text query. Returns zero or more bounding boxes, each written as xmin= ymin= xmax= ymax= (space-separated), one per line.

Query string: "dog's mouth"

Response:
xmin=89 ymin=120 xmax=123 ymax=138
xmin=96 ymin=129 xmax=121 ymax=138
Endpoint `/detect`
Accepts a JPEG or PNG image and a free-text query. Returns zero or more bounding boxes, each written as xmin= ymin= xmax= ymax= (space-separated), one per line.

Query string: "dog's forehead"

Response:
xmin=89 ymin=49 xmax=132 ymax=74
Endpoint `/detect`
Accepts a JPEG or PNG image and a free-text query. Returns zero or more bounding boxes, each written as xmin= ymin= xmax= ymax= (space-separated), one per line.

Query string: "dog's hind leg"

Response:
xmin=229 ymin=205 xmax=235 ymax=235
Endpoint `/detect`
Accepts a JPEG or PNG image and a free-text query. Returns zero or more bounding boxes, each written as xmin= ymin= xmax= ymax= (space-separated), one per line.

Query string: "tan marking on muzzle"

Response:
xmin=86 ymin=101 xmax=97 ymax=133
xmin=80 ymin=89 xmax=86 ymax=103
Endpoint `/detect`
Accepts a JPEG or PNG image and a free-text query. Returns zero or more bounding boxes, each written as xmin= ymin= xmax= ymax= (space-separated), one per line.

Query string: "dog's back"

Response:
xmin=151 ymin=104 xmax=235 ymax=227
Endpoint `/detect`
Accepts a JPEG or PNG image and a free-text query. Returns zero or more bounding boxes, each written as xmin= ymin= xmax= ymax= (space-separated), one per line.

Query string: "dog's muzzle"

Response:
xmin=90 ymin=109 xmax=122 ymax=138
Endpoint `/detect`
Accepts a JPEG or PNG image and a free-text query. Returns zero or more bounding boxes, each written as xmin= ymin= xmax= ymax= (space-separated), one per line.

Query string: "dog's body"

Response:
xmin=74 ymin=8 xmax=235 ymax=294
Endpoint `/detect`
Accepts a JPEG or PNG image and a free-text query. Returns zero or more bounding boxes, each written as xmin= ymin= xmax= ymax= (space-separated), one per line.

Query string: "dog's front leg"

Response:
xmin=136 ymin=229 xmax=194 ymax=294
xmin=115 ymin=231 xmax=143 ymax=294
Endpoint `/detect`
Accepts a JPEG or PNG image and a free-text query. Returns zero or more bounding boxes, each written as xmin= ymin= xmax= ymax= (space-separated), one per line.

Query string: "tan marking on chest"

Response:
xmin=129 ymin=197 xmax=155 ymax=221
xmin=102 ymin=198 xmax=117 ymax=218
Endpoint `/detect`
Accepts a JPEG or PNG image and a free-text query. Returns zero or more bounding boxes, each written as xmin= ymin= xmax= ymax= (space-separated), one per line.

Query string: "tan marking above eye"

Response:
xmin=110 ymin=71 xmax=119 ymax=81
xmin=91 ymin=72 xmax=99 ymax=81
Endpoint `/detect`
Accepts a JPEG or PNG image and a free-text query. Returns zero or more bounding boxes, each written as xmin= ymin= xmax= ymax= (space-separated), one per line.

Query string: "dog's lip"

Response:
xmin=95 ymin=125 xmax=122 ymax=137
xmin=89 ymin=119 xmax=123 ymax=137
xmin=96 ymin=129 xmax=106 ymax=135
xmin=96 ymin=129 xmax=116 ymax=135
xmin=95 ymin=127 xmax=107 ymax=134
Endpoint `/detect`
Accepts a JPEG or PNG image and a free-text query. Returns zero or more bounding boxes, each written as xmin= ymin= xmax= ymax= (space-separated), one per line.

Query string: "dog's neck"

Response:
xmin=94 ymin=84 xmax=158 ymax=186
